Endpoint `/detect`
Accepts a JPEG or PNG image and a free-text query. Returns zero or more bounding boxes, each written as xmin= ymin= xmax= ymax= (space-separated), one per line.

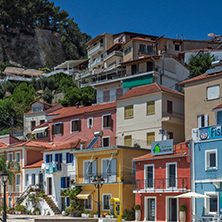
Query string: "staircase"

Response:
xmin=43 ymin=195 xmax=61 ymax=215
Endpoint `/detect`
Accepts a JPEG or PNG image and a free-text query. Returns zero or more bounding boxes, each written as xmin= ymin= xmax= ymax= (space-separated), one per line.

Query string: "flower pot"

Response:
xmin=179 ymin=211 xmax=186 ymax=222
xmin=135 ymin=210 xmax=141 ymax=221
xmin=94 ymin=214 xmax=98 ymax=218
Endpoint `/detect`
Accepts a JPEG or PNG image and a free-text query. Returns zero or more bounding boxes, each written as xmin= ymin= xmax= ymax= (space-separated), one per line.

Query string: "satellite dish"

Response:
xmin=94 ymin=131 xmax=104 ymax=137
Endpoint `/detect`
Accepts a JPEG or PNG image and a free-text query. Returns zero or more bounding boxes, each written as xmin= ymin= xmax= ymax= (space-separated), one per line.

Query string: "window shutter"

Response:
xmin=204 ymin=114 xmax=209 ymax=127
xmin=52 ymin=125 xmax=54 ymax=135
xmin=108 ymin=115 xmax=112 ymax=127
xmin=71 ymin=121 xmax=74 ymax=132
xmin=84 ymin=161 xmax=88 ymax=181
xmin=103 ymin=116 xmax=107 ymax=128
xmin=70 ymin=154 xmax=73 ymax=163
xmin=60 ymin=123 xmax=64 ymax=135
xmin=110 ymin=159 xmax=117 ymax=182
xmin=46 ymin=155 xmax=49 ymax=163
xmin=102 ymin=160 xmax=108 ymax=180
xmin=92 ymin=161 xmax=97 ymax=177
xmin=66 ymin=197 xmax=70 ymax=207
xmin=67 ymin=177 xmax=70 ymax=187
xmin=55 ymin=154 xmax=58 ymax=162
xmin=66 ymin=153 xmax=69 ymax=163
xmin=78 ymin=120 xmax=81 ymax=132
xmin=61 ymin=177 xmax=65 ymax=188
xmin=197 ymin=115 xmax=202 ymax=128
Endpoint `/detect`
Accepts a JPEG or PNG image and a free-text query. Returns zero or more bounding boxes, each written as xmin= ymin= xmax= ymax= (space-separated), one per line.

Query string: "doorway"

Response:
xmin=145 ymin=197 xmax=156 ymax=221
xmin=48 ymin=177 xmax=52 ymax=195
xmin=39 ymin=173 xmax=44 ymax=190
xmin=166 ymin=197 xmax=178 ymax=222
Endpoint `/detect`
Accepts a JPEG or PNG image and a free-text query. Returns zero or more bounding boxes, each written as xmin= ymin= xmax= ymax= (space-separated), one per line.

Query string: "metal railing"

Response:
xmin=135 ymin=178 xmax=188 ymax=191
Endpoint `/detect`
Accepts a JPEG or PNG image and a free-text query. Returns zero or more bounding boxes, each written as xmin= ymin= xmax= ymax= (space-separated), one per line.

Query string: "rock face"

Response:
xmin=0 ymin=28 xmax=66 ymax=68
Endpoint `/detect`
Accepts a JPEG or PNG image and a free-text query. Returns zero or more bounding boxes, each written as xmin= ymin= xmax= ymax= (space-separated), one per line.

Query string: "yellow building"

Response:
xmin=73 ymin=145 xmax=147 ymax=215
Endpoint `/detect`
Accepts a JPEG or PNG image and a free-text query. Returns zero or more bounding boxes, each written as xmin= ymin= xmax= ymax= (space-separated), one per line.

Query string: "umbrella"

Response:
xmin=176 ymin=192 xmax=209 ymax=198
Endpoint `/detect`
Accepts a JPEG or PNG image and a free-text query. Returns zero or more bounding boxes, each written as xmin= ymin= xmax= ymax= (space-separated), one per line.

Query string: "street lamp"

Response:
xmin=92 ymin=176 xmax=104 ymax=218
xmin=0 ymin=170 xmax=9 ymax=222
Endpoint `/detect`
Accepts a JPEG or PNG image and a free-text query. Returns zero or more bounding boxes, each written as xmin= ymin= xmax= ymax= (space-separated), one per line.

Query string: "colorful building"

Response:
xmin=134 ymin=141 xmax=191 ymax=221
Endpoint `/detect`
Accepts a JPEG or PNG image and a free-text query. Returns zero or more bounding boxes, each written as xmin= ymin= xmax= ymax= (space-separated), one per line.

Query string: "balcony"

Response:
xmin=135 ymin=178 xmax=188 ymax=192
xmin=104 ymin=51 xmax=123 ymax=62
xmin=162 ymin=111 xmax=184 ymax=124
xmin=90 ymin=57 xmax=103 ymax=68
xmin=88 ymin=43 xmax=104 ymax=56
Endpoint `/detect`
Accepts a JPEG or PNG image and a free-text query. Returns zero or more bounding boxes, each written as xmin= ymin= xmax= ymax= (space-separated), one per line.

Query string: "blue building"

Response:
xmin=192 ymin=124 xmax=222 ymax=219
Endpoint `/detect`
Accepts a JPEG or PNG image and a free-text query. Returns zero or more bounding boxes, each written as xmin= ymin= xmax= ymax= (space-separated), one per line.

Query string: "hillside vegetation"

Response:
xmin=0 ymin=0 xmax=91 ymax=68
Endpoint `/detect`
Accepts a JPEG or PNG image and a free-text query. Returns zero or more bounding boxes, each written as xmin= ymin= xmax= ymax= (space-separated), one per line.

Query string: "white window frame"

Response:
xmin=197 ymin=114 xmax=209 ymax=128
xmin=8 ymin=196 xmax=12 ymax=208
xmin=83 ymin=160 xmax=92 ymax=183
xmin=102 ymin=136 xmax=110 ymax=147
xmin=7 ymin=152 xmax=13 ymax=162
xmin=25 ymin=174 xmax=29 ymax=186
xmin=205 ymin=191 xmax=219 ymax=215
xmin=207 ymin=85 xmax=220 ymax=100
xmin=165 ymin=196 xmax=178 ymax=221
xmin=32 ymin=173 xmax=36 ymax=185
xmin=205 ymin=149 xmax=218 ymax=171
xmin=16 ymin=173 xmax=21 ymax=192
xmin=70 ymin=118 xmax=80 ymax=133
xmin=102 ymin=113 xmax=112 ymax=129
xmin=84 ymin=194 xmax=93 ymax=210
xmin=87 ymin=117 xmax=93 ymax=128
xmin=166 ymin=162 xmax=177 ymax=189
xmin=102 ymin=193 xmax=112 ymax=211
xmin=144 ymin=164 xmax=154 ymax=189
xmin=15 ymin=151 xmax=21 ymax=165
xmin=144 ymin=196 xmax=156 ymax=221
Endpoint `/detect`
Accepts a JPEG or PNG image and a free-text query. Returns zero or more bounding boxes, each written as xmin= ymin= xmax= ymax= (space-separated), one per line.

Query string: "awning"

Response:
xmin=122 ymin=74 xmax=153 ymax=89
xmin=32 ymin=126 xmax=48 ymax=134
xmin=77 ymin=191 xmax=93 ymax=199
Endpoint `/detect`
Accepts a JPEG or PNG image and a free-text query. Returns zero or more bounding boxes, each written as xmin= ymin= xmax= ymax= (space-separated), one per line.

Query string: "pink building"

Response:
xmin=34 ymin=102 xmax=116 ymax=146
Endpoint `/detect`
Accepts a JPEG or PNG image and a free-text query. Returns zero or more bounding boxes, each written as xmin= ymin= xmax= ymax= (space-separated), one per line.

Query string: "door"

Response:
xmin=145 ymin=198 xmax=155 ymax=221
xmin=48 ymin=178 xmax=52 ymax=195
xmin=39 ymin=173 xmax=44 ymax=190
xmin=61 ymin=197 xmax=65 ymax=211
xmin=147 ymin=62 xmax=153 ymax=72
xmin=168 ymin=198 xmax=177 ymax=222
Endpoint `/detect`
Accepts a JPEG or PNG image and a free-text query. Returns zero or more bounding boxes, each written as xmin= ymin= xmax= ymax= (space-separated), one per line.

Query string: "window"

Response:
xmin=61 ymin=177 xmax=70 ymax=188
xmin=125 ymin=105 xmax=133 ymax=119
xmin=167 ymin=100 xmax=173 ymax=114
xmin=71 ymin=120 xmax=81 ymax=132
xmin=174 ymin=44 xmax=180 ymax=51
xmin=103 ymin=90 xmax=110 ymax=102
xmin=8 ymin=197 xmax=12 ymax=208
xmin=46 ymin=154 xmax=52 ymax=163
xmin=147 ymin=132 xmax=155 ymax=145
xmin=40 ymin=120 xmax=45 ymax=125
xmin=144 ymin=164 xmax=154 ymax=189
xmin=66 ymin=152 xmax=73 ymax=163
xmin=166 ymin=163 xmax=177 ymax=188
xmin=103 ymin=194 xmax=111 ymax=210
xmin=102 ymin=137 xmax=110 ymax=147
xmin=84 ymin=195 xmax=92 ymax=210
xmin=139 ymin=44 xmax=146 ymax=53
xmin=15 ymin=152 xmax=21 ymax=165
xmin=25 ymin=174 xmax=29 ymax=186
xmin=37 ymin=130 xmax=48 ymax=138
xmin=124 ymin=44 xmax=132 ymax=55
xmin=55 ymin=153 xmax=62 ymax=171
xmin=124 ymin=135 xmax=132 ymax=147
xmin=103 ymin=114 xmax=112 ymax=128
xmin=31 ymin=120 xmax=36 ymax=129
xmin=205 ymin=149 xmax=217 ymax=170
xmin=88 ymin=118 xmax=93 ymax=128
xmin=197 ymin=114 xmax=208 ymax=128
xmin=147 ymin=101 xmax=155 ymax=115
xmin=207 ymin=85 xmax=220 ymax=100
xmin=147 ymin=62 xmax=153 ymax=71
xmin=8 ymin=153 xmax=13 ymax=162
xmin=102 ymin=158 xmax=117 ymax=182
xmin=52 ymin=123 xmax=63 ymax=135
xmin=147 ymin=45 xmax=153 ymax=54
xmin=32 ymin=107 xmax=42 ymax=112
xmin=83 ymin=160 xmax=97 ymax=183
xmin=32 ymin=174 xmax=35 ymax=185
xmin=168 ymin=132 xmax=174 ymax=139
xmin=16 ymin=174 xmax=21 ymax=185
xmin=116 ymin=88 xmax=123 ymax=100
xmin=131 ymin=64 xmax=138 ymax=74
xmin=205 ymin=192 xmax=219 ymax=215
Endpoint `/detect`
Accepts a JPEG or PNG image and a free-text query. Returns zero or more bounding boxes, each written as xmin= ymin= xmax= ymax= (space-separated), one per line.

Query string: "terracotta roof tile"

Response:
xmin=132 ymin=37 xmax=155 ymax=42
xmin=212 ymin=104 xmax=222 ymax=110
xmin=180 ymin=71 xmax=222 ymax=86
xmin=30 ymin=100 xmax=54 ymax=107
xmin=117 ymin=83 xmax=183 ymax=101
xmin=23 ymin=160 xmax=43 ymax=169
xmin=134 ymin=142 xmax=189 ymax=161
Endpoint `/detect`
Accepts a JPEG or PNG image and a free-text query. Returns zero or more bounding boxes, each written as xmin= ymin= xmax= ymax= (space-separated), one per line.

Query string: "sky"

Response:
xmin=52 ymin=0 xmax=222 ymax=40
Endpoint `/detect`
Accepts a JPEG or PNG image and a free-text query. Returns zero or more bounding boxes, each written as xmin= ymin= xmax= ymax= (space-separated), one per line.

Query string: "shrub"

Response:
xmin=134 ymin=204 xmax=141 ymax=210
xmin=179 ymin=205 xmax=187 ymax=211
xmin=84 ymin=210 xmax=90 ymax=214
xmin=122 ymin=208 xmax=135 ymax=221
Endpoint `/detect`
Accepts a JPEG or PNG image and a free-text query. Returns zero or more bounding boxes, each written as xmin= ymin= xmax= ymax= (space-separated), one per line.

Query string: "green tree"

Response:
xmin=186 ymin=52 xmax=216 ymax=77
xmin=42 ymin=87 xmax=53 ymax=103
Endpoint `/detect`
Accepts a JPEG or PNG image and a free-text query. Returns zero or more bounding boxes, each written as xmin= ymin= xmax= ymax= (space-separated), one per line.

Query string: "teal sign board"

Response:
xmin=199 ymin=126 xmax=222 ymax=141
xmin=151 ymin=139 xmax=173 ymax=156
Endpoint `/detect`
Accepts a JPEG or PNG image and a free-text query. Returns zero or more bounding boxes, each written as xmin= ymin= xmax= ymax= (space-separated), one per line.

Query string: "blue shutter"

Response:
xmin=70 ymin=154 xmax=73 ymax=163
xmin=66 ymin=197 xmax=70 ymax=207
xmin=66 ymin=153 xmax=69 ymax=163
xmin=46 ymin=155 xmax=49 ymax=163
xmin=60 ymin=153 xmax=62 ymax=162
xmin=61 ymin=177 xmax=65 ymax=188
xmin=55 ymin=154 xmax=58 ymax=162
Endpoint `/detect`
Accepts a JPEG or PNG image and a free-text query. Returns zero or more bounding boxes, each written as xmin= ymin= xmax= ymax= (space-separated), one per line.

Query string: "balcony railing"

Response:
xmin=88 ymin=43 xmax=104 ymax=56
xmin=135 ymin=178 xmax=188 ymax=191
xmin=162 ymin=111 xmax=184 ymax=120
xmin=104 ymin=51 xmax=123 ymax=61
xmin=90 ymin=57 xmax=103 ymax=67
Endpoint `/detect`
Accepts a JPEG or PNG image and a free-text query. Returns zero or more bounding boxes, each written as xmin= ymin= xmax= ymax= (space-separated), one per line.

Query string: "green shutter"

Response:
xmin=122 ymin=74 xmax=153 ymax=89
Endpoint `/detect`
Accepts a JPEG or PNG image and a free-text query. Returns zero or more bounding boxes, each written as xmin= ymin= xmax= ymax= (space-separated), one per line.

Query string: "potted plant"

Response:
xmin=84 ymin=210 xmax=90 ymax=218
xmin=120 ymin=177 xmax=124 ymax=182
xmin=70 ymin=179 xmax=75 ymax=184
xmin=134 ymin=204 xmax=141 ymax=221
xmin=179 ymin=205 xmax=187 ymax=222
xmin=94 ymin=210 xmax=98 ymax=218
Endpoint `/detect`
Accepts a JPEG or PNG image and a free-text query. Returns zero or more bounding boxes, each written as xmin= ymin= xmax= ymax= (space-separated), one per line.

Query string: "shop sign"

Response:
xmin=151 ymin=139 xmax=173 ymax=156
xmin=199 ymin=125 xmax=222 ymax=141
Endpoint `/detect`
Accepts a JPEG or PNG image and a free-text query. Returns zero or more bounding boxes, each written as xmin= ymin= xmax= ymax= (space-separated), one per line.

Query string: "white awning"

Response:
xmin=77 ymin=190 xmax=93 ymax=199
xmin=32 ymin=126 xmax=48 ymax=134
